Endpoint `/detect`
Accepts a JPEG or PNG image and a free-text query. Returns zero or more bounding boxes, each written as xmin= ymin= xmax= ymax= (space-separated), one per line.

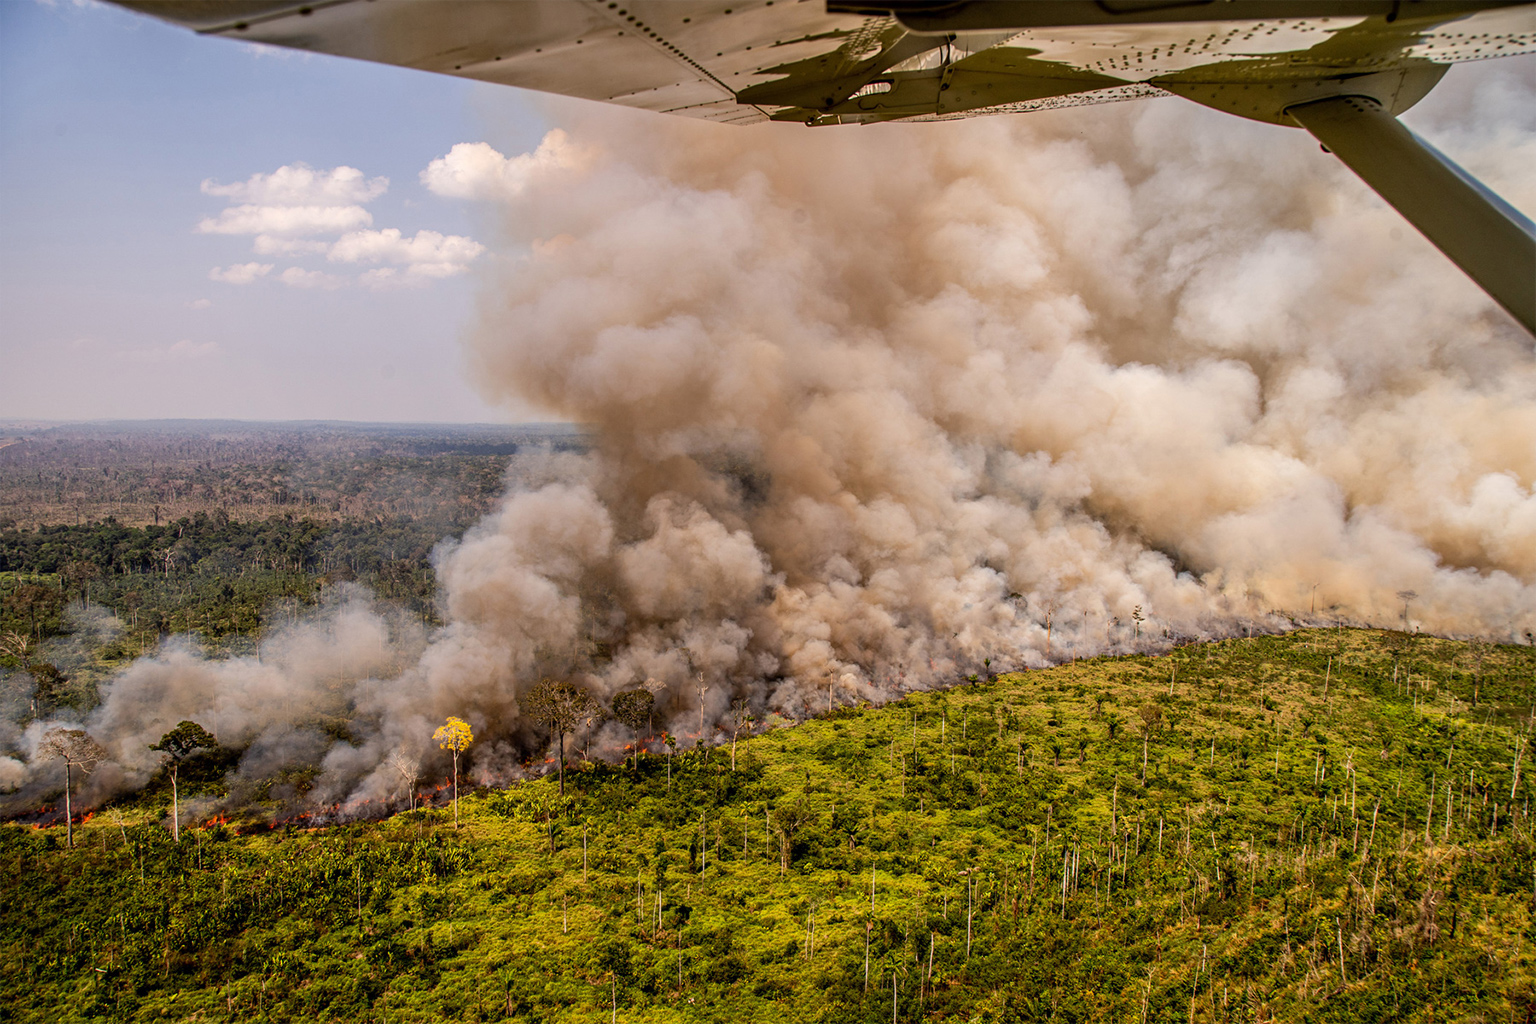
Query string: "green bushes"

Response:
xmin=3 ymin=629 xmax=1535 ymax=1022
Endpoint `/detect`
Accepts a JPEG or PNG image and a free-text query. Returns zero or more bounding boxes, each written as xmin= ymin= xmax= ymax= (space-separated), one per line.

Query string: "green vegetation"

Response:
xmin=0 ymin=513 xmax=450 ymax=726
xmin=4 ymin=629 xmax=1533 ymax=1022
xmin=1 ymin=512 xmax=449 ymax=646
xmin=0 ymin=420 xmax=591 ymax=718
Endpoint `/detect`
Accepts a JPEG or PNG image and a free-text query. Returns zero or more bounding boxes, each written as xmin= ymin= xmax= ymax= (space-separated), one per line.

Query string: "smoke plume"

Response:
xmin=5 ymin=57 xmax=1533 ymax=819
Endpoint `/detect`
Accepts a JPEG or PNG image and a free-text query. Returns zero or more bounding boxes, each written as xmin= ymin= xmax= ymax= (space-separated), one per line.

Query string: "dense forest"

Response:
xmin=3 ymin=629 xmax=1534 ymax=1022
xmin=0 ymin=512 xmax=457 ymax=719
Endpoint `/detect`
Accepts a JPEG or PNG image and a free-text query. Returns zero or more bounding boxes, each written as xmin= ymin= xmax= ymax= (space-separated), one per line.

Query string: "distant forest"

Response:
xmin=0 ymin=421 xmax=583 ymax=717
xmin=0 ymin=419 xmax=586 ymax=530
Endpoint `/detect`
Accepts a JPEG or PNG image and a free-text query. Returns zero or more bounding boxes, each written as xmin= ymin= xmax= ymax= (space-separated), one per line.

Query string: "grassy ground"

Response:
xmin=3 ymin=628 xmax=1534 ymax=1023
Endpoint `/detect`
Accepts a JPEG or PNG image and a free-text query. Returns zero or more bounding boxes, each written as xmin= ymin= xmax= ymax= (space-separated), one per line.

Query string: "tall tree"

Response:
xmin=770 ymin=799 xmax=813 ymax=875
xmin=1467 ymin=639 xmax=1492 ymax=706
xmin=150 ymin=720 xmax=216 ymax=842
xmin=60 ymin=560 xmax=100 ymax=608
xmin=1138 ymin=704 xmax=1163 ymax=783
xmin=37 ymin=728 xmax=106 ymax=848
xmin=387 ymin=748 xmax=421 ymax=810
xmin=433 ymin=717 xmax=474 ymax=828
xmin=27 ymin=662 xmax=69 ymax=719
xmin=729 ymin=699 xmax=755 ymax=772
xmin=524 ymin=679 xmax=598 ymax=797
xmin=611 ymin=689 xmax=654 ymax=770
xmin=5 ymin=584 xmax=61 ymax=641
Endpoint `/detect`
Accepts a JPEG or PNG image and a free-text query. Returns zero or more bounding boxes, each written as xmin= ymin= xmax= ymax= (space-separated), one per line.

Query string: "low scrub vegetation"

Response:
xmin=3 ymin=628 xmax=1534 ymax=1022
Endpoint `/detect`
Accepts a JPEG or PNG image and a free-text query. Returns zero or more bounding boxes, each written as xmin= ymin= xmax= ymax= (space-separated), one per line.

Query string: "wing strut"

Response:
xmin=1288 ymin=94 xmax=1535 ymax=335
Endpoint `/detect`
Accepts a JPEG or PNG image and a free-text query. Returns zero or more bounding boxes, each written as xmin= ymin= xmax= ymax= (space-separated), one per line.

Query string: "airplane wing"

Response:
xmin=111 ymin=0 xmax=1536 ymax=332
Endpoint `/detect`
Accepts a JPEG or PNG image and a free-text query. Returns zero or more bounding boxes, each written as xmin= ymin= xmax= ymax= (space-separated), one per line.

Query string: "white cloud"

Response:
xmin=201 ymin=164 xmax=387 ymax=206
xmin=241 ymin=42 xmax=301 ymax=60
xmin=198 ymin=204 xmax=373 ymax=237
xmin=208 ymin=262 xmax=273 ymax=284
xmin=279 ymin=267 xmax=345 ymax=289
xmin=186 ymin=298 xmax=212 ymax=310
xmin=327 ymin=228 xmax=485 ymax=277
xmin=196 ymin=159 xmax=481 ymax=289
xmin=358 ymin=268 xmax=404 ymax=289
xmin=253 ymin=234 xmax=331 ymax=256
xmin=405 ymin=260 xmax=476 ymax=280
xmin=420 ymin=131 xmax=585 ymax=201
xmin=356 ymin=265 xmax=471 ymax=290
xmin=122 ymin=339 xmax=219 ymax=363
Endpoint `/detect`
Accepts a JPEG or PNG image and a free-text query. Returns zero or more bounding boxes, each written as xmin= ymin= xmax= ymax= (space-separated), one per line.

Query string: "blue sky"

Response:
xmin=1 ymin=0 xmax=549 ymax=423
xmin=2 ymin=3 xmax=1531 ymax=425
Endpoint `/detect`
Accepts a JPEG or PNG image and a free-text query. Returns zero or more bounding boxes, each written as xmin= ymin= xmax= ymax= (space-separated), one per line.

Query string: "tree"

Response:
xmin=0 ymin=630 xmax=32 ymax=665
xmin=37 ymin=728 xmax=106 ymax=848
xmin=387 ymin=748 xmax=421 ymax=809
xmin=150 ymin=721 xmax=216 ymax=842
xmin=27 ymin=661 xmax=69 ymax=719
xmin=524 ymin=679 xmax=599 ymax=797
xmin=611 ymin=689 xmax=654 ymax=770
xmin=433 ymin=716 xmax=474 ymax=828
xmin=770 ymin=799 xmax=813 ymax=875
xmin=832 ymin=801 xmax=866 ymax=853
xmin=729 ymin=699 xmax=755 ymax=771
xmin=5 ymin=584 xmax=61 ymax=641
xmin=1138 ymin=704 xmax=1163 ymax=783
xmin=60 ymin=560 xmax=100 ymax=608
xmin=1467 ymin=639 xmax=1492 ymax=707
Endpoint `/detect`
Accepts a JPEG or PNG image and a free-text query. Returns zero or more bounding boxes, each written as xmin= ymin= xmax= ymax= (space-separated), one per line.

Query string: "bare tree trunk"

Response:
xmin=1513 ymin=738 xmax=1525 ymax=800
xmin=558 ymin=732 xmax=566 ymax=797
xmin=966 ymin=877 xmax=973 ymax=959
xmin=452 ymin=749 xmax=459 ymax=829
xmin=171 ymin=765 xmax=180 ymax=843
xmin=64 ymin=762 xmax=73 ymax=849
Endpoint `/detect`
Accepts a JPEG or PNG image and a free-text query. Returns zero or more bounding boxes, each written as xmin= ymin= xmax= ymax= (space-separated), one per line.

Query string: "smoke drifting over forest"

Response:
xmin=6 ymin=59 xmax=1534 ymax=819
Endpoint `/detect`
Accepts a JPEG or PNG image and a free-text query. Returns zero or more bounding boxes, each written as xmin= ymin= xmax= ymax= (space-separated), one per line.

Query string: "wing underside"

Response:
xmin=113 ymin=2 xmax=1536 ymax=127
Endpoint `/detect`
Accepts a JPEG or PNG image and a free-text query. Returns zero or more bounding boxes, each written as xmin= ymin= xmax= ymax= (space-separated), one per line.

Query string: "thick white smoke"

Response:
xmin=5 ymin=57 xmax=1533 ymax=819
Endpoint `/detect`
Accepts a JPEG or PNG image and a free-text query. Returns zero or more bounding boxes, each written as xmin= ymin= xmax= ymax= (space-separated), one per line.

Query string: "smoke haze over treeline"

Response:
xmin=4 ymin=58 xmax=1533 ymax=821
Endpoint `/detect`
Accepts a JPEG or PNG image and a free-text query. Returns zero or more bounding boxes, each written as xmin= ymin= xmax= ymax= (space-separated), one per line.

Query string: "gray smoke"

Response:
xmin=5 ymin=56 xmax=1533 ymax=820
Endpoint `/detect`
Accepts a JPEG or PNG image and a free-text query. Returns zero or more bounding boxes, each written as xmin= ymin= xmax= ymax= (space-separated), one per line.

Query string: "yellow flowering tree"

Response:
xmin=432 ymin=716 xmax=474 ymax=828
